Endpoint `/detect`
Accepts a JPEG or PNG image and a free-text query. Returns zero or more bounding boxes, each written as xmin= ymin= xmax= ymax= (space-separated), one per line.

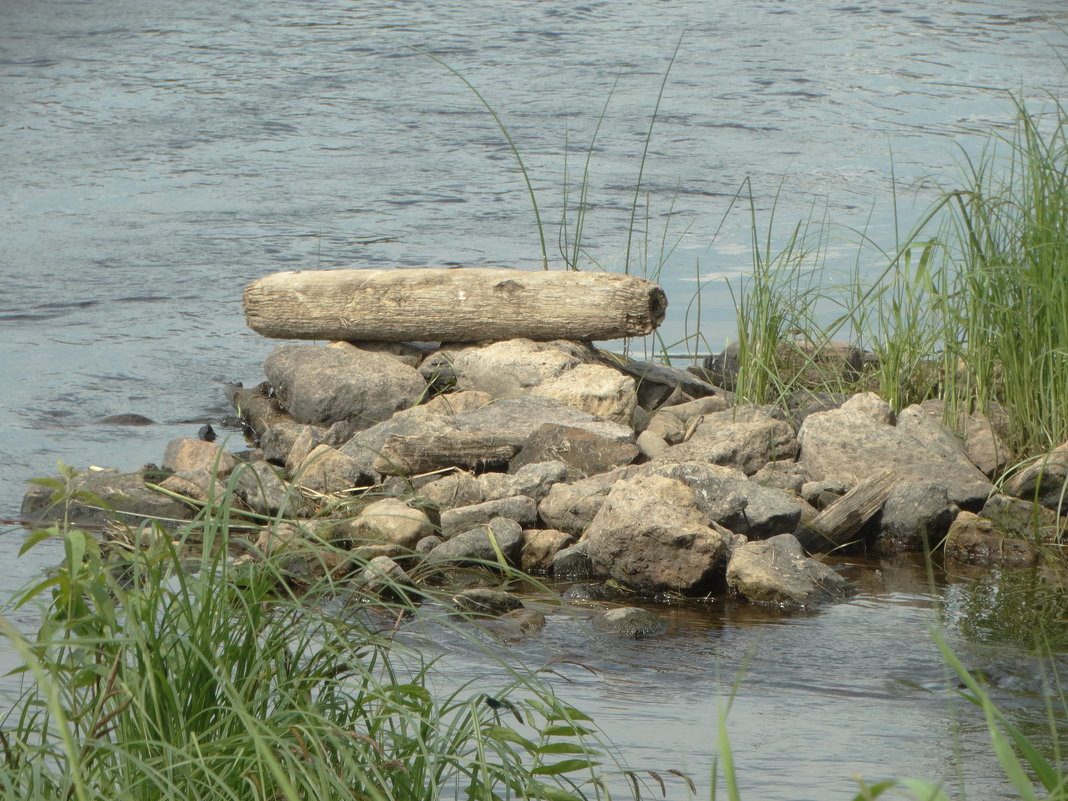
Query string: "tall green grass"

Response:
xmin=729 ymin=92 xmax=1068 ymax=464
xmin=0 ymin=472 xmax=610 ymax=801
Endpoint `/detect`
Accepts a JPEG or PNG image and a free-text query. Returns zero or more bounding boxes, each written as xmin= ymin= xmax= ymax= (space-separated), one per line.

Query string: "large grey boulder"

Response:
xmin=264 ymin=343 xmax=427 ymax=427
xmin=797 ymin=401 xmax=993 ymax=507
xmin=726 ymin=534 xmax=852 ymax=607
xmin=874 ymin=481 xmax=958 ymax=553
xmin=657 ymin=405 xmax=799 ymax=475
xmin=584 ymin=474 xmax=733 ymax=595
xmin=643 ymin=461 xmax=802 ymax=539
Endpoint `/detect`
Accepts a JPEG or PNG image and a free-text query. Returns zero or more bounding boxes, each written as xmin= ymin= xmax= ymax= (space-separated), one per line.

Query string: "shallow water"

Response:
xmin=2 ymin=1 xmax=1067 ymax=797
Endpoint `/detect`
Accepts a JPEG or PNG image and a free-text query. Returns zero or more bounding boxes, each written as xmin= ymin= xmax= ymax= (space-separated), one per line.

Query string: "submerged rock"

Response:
xmin=726 ymin=533 xmax=852 ymax=607
xmin=593 ymin=607 xmax=667 ymax=638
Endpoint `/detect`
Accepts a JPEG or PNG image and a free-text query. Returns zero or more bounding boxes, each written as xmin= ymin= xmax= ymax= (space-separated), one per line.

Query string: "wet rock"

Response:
xmin=944 ymin=511 xmax=1040 ymax=568
xmin=658 ymin=404 xmax=799 ymax=476
xmin=797 ymin=401 xmax=993 ymax=507
xmin=584 ymin=474 xmax=732 ymax=595
xmin=440 ymin=495 xmax=538 ymax=538
xmin=510 ymin=424 xmax=639 ymax=480
xmin=423 ymin=517 xmax=524 ymax=567
xmin=726 ymin=533 xmax=852 ymax=607
xmin=1004 ymin=441 xmax=1068 ymax=511
xmin=263 ymin=343 xmax=426 ymax=427
xmin=552 ymin=541 xmax=595 ymax=581
xmin=561 ymin=582 xmax=614 ymax=602
xmin=293 ymin=444 xmax=373 ymax=494
xmin=529 ymin=363 xmax=638 ymax=425
xmin=345 ymin=498 xmax=433 ymax=549
xmin=451 ymin=588 xmax=525 ymax=617
xmin=981 ymin=494 xmax=1067 ymax=542
xmin=874 ymin=481 xmax=958 ymax=553
xmin=100 ymin=413 xmax=155 ymax=425
xmin=162 ymin=438 xmax=236 ymax=476
xmin=521 ymin=528 xmax=576 ymax=574
xmin=21 ymin=469 xmax=194 ymax=529
xmin=593 ymin=607 xmax=667 ymax=638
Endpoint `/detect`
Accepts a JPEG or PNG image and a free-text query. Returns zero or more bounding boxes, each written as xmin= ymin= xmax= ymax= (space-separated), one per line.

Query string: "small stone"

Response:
xmin=451 ymin=588 xmax=525 ymax=618
xmin=593 ymin=607 xmax=667 ymax=638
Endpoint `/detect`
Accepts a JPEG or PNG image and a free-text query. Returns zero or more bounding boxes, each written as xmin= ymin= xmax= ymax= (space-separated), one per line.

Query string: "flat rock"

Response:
xmin=451 ymin=588 xmax=525 ymax=618
xmin=21 ymin=469 xmax=195 ymax=529
xmin=726 ymin=533 xmax=853 ymax=607
xmin=264 ymin=343 xmax=426 ymax=427
xmin=510 ymin=424 xmax=639 ymax=480
xmin=423 ymin=517 xmax=524 ymax=568
xmin=593 ymin=607 xmax=667 ymax=639
xmin=440 ymin=495 xmax=538 ymax=538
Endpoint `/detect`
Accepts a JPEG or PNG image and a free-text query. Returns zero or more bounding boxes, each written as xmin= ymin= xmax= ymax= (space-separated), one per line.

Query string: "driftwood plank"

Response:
xmin=243 ymin=268 xmax=667 ymax=342
xmin=794 ymin=468 xmax=896 ymax=552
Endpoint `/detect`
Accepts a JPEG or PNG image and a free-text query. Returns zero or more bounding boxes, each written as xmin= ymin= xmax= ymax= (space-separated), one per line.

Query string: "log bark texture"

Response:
xmin=794 ymin=468 xmax=896 ymax=552
xmin=243 ymin=268 xmax=667 ymax=342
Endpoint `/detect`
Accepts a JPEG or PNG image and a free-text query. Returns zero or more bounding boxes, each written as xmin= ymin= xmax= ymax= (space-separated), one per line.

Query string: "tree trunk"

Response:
xmin=243 ymin=268 xmax=667 ymax=343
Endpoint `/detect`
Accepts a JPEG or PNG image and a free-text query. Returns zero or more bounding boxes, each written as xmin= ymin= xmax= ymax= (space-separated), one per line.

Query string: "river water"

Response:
xmin=2 ymin=0 xmax=1067 ymax=797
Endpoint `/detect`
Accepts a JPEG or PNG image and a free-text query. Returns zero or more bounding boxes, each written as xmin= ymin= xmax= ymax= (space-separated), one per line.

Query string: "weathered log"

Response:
xmin=794 ymin=468 xmax=896 ymax=552
xmin=243 ymin=268 xmax=667 ymax=342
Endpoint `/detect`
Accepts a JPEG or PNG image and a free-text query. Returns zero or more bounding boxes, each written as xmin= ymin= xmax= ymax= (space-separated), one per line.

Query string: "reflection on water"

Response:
xmin=3 ymin=1 xmax=1068 ymax=797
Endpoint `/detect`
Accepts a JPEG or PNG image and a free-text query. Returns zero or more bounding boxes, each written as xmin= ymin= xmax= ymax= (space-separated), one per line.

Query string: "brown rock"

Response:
xmin=162 ymin=438 xmax=236 ymax=476
xmin=944 ymin=510 xmax=1039 ymax=567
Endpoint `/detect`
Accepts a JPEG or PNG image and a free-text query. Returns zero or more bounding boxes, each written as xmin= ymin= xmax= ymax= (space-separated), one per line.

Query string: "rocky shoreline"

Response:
xmin=21 ymin=270 xmax=1068 ymax=638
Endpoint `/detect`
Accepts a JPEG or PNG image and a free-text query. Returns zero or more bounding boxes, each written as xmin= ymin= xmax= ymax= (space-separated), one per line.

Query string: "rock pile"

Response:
xmin=21 ymin=269 xmax=1068 ymax=635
